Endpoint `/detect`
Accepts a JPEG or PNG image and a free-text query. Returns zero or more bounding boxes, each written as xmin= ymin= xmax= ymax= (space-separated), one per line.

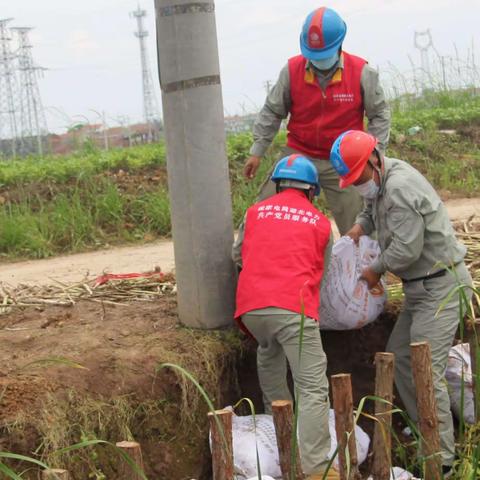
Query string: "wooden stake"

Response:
xmin=331 ymin=373 xmax=361 ymax=480
xmin=271 ymin=400 xmax=303 ymax=480
xmin=411 ymin=342 xmax=442 ymax=480
xmin=371 ymin=352 xmax=395 ymax=480
xmin=207 ymin=409 xmax=234 ymax=480
xmin=42 ymin=470 xmax=69 ymax=480
xmin=468 ymin=319 xmax=480 ymax=422
xmin=115 ymin=441 xmax=145 ymax=480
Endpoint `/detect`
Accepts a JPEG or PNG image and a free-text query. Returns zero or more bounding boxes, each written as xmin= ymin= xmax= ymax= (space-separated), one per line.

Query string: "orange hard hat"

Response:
xmin=329 ymin=130 xmax=378 ymax=188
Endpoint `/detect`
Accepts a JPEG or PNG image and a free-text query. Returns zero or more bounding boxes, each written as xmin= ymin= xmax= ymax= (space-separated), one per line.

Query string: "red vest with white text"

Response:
xmin=235 ymin=189 xmax=331 ymax=321
xmin=287 ymin=52 xmax=366 ymax=159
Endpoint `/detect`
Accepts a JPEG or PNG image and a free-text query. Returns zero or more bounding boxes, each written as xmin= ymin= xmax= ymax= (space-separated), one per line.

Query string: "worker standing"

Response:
xmin=233 ymin=154 xmax=337 ymax=480
xmin=244 ymin=6 xmax=390 ymax=235
xmin=329 ymin=130 xmax=473 ymax=476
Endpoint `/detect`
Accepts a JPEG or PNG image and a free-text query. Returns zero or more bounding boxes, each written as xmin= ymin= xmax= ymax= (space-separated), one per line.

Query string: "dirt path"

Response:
xmin=1 ymin=198 xmax=479 ymax=288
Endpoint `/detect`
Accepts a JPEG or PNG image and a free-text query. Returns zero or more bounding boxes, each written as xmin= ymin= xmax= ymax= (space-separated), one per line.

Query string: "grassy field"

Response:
xmin=0 ymin=92 xmax=479 ymax=260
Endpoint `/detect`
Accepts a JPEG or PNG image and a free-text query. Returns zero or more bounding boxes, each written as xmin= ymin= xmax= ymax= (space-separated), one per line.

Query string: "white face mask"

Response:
xmin=310 ymin=52 xmax=340 ymax=71
xmin=354 ymin=179 xmax=379 ymax=199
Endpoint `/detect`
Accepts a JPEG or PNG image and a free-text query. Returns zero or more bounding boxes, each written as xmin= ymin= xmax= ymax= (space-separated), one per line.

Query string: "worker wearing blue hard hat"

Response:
xmin=244 ymin=6 xmax=390 ymax=236
xmin=233 ymin=154 xmax=337 ymax=479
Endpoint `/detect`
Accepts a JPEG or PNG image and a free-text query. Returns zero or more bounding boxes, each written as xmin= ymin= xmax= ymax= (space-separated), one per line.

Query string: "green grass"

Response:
xmin=0 ymin=178 xmax=171 ymax=258
xmin=0 ymin=91 xmax=479 ymax=260
xmin=0 ymin=143 xmax=166 ymax=187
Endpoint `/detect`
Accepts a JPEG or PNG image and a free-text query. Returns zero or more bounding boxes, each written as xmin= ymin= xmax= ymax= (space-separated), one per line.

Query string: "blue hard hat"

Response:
xmin=271 ymin=154 xmax=320 ymax=195
xmin=300 ymin=7 xmax=347 ymax=61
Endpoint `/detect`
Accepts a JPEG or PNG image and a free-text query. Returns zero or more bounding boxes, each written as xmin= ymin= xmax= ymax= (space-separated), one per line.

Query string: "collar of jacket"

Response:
xmin=378 ymin=156 xmax=394 ymax=195
xmin=304 ymin=52 xmax=344 ymax=85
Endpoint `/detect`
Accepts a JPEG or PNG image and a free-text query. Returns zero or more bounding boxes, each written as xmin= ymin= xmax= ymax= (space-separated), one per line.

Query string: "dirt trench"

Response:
xmin=0 ymin=287 xmax=399 ymax=479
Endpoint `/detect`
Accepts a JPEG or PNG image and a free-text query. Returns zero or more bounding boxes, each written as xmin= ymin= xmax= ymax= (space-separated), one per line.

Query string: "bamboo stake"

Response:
xmin=371 ymin=353 xmax=395 ymax=480
xmin=42 ymin=470 xmax=69 ymax=480
xmin=331 ymin=373 xmax=361 ymax=480
xmin=207 ymin=409 xmax=234 ymax=480
xmin=271 ymin=400 xmax=303 ymax=480
xmin=411 ymin=342 xmax=442 ymax=480
xmin=468 ymin=319 xmax=480 ymax=422
xmin=115 ymin=441 xmax=145 ymax=480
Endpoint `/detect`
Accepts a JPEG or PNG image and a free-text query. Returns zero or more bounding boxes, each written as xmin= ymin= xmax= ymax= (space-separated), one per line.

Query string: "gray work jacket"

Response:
xmin=356 ymin=157 xmax=466 ymax=280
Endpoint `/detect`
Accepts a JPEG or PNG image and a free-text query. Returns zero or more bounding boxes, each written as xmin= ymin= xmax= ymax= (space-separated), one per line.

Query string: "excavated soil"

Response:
xmin=0 ymin=295 xmax=248 ymax=479
xmin=0 ymin=287 xmax=402 ymax=479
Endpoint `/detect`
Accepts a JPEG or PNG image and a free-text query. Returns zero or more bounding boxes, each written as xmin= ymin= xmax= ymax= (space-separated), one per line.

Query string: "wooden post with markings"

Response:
xmin=42 ymin=470 xmax=69 ymax=480
xmin=115 ymin=440 xmax=145 ymax=480
xmin=411 ymin=342 xmax=442 ymax=480
xmin=207 ymin=409 xmax=234 ymax=480
xmin=272 ymin=400 xmax=303 ymax=480
xmin=371 ymin=352 xmax=395 ymax=480
xmin=331 ymin=373 xmax=361 ymax=480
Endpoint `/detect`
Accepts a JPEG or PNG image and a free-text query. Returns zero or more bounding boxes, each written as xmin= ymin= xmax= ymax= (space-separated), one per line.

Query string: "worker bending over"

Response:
xmin=330 ymin=130 xmax=473 ymax=476
xmin=233 ymin=154 xmax=337 ymax=480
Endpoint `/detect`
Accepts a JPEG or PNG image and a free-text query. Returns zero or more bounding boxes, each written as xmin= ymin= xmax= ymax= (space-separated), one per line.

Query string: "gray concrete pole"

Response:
xmin=154 ymin=0 xmax=236 ymax=329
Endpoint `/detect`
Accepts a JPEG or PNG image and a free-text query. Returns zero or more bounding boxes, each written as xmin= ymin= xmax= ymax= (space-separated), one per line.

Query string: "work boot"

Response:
xmin=305 ymin=467 xmax=340 ymax=480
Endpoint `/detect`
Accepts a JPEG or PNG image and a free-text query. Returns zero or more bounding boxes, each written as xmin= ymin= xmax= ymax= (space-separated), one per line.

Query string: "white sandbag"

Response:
xmin=222 ymin=406 xmax=282 ymax=479
xmin=367 ymin=466 xmax=420 ymax=479
xmin=320 ymin=236 xmax=387 ymax=330
xmin=445 ymin=343 xmax=475 ymax=424
xmin=212 ymin=407 xmax=369 ymax=479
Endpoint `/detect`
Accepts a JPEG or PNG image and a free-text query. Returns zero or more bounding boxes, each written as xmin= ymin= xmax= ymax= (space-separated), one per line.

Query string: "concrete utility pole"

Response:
xmin=154 ymin=0 xmax=236 ymax=329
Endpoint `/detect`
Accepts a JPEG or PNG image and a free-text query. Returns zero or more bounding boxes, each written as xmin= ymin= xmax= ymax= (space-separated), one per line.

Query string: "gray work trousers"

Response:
xmin=386 ymin=262 xmax=473 ymax=465
xmin=242 ymin=310 xmax=331 ymax=475
xmin=258 ymin=146 xmax=363 ymax=236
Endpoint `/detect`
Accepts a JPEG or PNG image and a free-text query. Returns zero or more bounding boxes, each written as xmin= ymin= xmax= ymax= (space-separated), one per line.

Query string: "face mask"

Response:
xmin=310 ymin=52 xmax=339 ymax=71
xmin=354 ymin=179 xmax=379 ymax=199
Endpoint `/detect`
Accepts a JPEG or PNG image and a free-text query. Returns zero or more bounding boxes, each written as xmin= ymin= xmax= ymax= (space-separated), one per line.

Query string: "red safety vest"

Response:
xmin=235 ymin=189 xmax=331 ymax=322
xmin=287 ymin=52 xmax=367 ymax=159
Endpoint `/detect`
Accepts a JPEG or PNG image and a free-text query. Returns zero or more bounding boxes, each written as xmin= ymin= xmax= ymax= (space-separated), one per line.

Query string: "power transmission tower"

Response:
xmin=12 ymin=27 xmax=47 ymax=156
xmin=414 ymin=29 xmax=433 ymax=92
xmin=131 ymin=5 xmax=160 ymax=139
xmin=0 ymin=18 xmax=19 ymax=156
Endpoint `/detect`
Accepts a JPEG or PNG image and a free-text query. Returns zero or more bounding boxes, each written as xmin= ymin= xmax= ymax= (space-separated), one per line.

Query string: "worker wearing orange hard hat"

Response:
xmin=330 ymin=129 xmax=473 ymax=476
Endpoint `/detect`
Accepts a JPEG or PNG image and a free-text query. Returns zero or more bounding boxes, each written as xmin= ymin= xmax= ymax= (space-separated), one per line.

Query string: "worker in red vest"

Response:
xmin=244 ymin=6 xmax=390 ymax=235
xmin=233 ymin=154 xmax=338 ymax=480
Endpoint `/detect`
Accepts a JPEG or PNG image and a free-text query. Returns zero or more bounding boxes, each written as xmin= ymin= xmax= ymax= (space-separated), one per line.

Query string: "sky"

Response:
xmin=2 ymin=0 xmax=479 ymax=133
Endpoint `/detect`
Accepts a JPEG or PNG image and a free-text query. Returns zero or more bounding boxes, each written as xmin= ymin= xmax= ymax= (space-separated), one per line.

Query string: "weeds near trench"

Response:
xmin=0 ymin=440 xmax=149 ymax=480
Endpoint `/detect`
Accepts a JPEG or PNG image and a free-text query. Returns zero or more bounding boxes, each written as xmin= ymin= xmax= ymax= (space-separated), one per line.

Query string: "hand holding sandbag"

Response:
xmin=320 ymin=236 xmax=387 ymax=330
